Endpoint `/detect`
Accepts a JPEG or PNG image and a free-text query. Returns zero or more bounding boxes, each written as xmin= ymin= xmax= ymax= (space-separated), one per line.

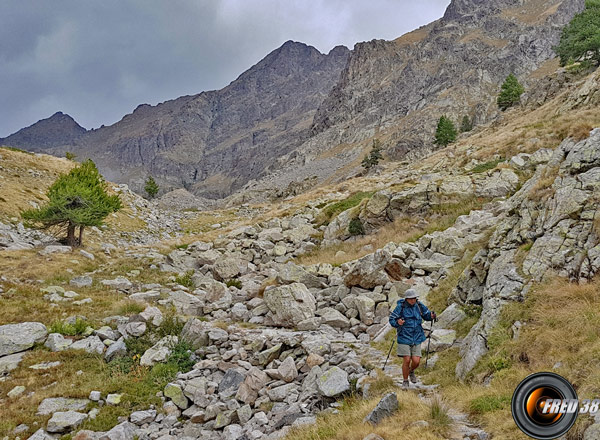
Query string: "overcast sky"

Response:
xmin=0 ymin=0 xmax=450 ymax=137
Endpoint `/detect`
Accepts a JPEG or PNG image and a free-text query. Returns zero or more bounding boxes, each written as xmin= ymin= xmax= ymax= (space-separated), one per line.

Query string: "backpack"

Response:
xmin=398 ymin=299 xmax=424 ymax=320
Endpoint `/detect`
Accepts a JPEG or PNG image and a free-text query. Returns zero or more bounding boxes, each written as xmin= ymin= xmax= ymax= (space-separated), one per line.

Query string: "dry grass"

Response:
xmin=0 ymin=148 xmax=74 ymax=219
xmin=418 ymin=275 xmax=600 ymax=440
xmin=528 ymin=166 xmax=559 ymax=201
xmin=296 ymin=197 xmax=487 ymax=267
xmin=283 ymin=392 xmax=449 ymax=440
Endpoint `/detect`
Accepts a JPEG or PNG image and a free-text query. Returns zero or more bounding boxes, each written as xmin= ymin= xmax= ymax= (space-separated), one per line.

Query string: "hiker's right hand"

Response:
xmin=397 ymin=318 xmax=405 ymax=326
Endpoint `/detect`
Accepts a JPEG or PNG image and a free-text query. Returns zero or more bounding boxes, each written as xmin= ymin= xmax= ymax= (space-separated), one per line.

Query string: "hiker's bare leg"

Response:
xmin=410 ymin=356 xmax=421 ymax=371
xmin=402 ymin=355 xmax=411 ymax=380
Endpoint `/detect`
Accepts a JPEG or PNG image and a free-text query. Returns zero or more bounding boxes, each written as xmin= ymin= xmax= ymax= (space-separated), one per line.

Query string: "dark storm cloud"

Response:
xmin=0 ymin=0 xmax=450 ymax=137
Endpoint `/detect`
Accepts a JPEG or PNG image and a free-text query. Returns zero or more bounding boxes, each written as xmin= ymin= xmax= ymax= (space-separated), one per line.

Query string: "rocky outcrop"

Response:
xmin=455 ymin=129 xmax=600 ymax=380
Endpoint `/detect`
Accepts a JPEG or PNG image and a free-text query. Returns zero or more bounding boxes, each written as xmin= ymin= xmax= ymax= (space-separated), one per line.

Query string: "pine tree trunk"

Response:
xmin=66 ymin=222 xmax=77 ymax=247
xmin=78 ymin=226 xmax=84 ymax=247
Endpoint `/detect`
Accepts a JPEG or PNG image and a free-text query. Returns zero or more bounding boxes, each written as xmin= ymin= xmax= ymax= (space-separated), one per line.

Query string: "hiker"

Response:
xmin=389 ymin=289 xmax=436 ymax=389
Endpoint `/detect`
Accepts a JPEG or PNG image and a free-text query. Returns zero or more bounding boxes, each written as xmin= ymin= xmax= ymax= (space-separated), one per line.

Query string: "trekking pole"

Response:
xmin=383 ymin=339 xmax=395 ymax=371
xmin=425 ymin=314 xmax=435 ymax=368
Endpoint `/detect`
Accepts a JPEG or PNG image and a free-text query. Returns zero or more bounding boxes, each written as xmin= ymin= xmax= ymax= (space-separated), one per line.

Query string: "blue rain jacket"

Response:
xmin=389 ymin=298 xmax=433 ymax=345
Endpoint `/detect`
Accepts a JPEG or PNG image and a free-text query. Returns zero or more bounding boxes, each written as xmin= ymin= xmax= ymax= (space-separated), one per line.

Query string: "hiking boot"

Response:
xmin=402 ymin=380 xmax=410 ymax=390
xmin=409 ymin=369 xmax=417 ymax=383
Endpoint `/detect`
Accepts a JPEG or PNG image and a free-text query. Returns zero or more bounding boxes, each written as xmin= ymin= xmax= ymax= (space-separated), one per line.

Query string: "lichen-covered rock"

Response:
xmin=317 ymin=366 xmax=350 ymax=397
xmin=140 ymin=336 xmax=178 ymax=366
xmin=0 ymin=322 xmax=47 ymax=356
xmin=264 ymin=283 xmax=316 ymax=328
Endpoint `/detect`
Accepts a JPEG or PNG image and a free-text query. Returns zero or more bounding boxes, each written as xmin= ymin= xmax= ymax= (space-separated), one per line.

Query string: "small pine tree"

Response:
xmin=434 ymin=116 xmax=457 ymax=147
xmin=348 ymin=217 xmax=364 ymax=236
xmin=65 ymin=152 xmax=77 ymax=161
xmin=497 ymin=74 xmax=525 ymax=111
xmin=554 ymin=0 xmax=600 ymax=67
xmin=361 ymin=139 xmax=384 ymax=169
xmin=22 ymin=160 xmax=121 ymax=247
xmin=460 ymin=115 xmax=473 ymax=133
xmin=144 ymin=176 xmax=159 ymax=199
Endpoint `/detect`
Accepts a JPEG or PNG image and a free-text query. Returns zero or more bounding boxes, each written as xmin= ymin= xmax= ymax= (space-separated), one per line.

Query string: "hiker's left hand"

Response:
xmin=431 ymin=312 xmax=437 ymax=321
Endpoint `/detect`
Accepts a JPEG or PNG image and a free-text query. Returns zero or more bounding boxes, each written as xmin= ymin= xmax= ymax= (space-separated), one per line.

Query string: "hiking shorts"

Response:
xmin=397 ymin=343 xmax=422 ymax=357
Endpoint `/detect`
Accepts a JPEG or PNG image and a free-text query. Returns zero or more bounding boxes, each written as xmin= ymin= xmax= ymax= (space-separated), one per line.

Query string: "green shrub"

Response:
xmin=348 ymin=218 xmax=365 ymax=236
xmin=144 ymin=176 xmax=159 ymax=199
xmin=470 ymin=157 xmax=505 ymax=173
xmin=361 ymin=139 xmax=384 ymax=169
xmin=124 ymin=334 xmax=154 ymax=357
xmin=49 ymin=318 xmax=90 ymax=336
xmin=65 ymin=152 xmax=77 ymax=161
xmin=460 ymin=115 xmax=473 ymax=133
xmin=554 ymin=0 xmax=600 ymax=67
xmin=167 ymin=340 xmax=195 ymax=373
xmin=497 ymin=74 xmax=525 ymax=111
xmin=434 ymin=116 xmax=457 ymax=146
xmin=226 ymin=279 xmax=242 ymax=289
xmin=157 ymin=313 xmax=185 ymax=338
xmin=322 ymin=192 xmax=374 ymax=221
xmin=174 ymin=270 xmax=194 ymax=288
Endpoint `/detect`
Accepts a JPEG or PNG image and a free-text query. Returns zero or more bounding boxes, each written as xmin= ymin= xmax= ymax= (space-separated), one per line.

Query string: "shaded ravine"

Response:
xmin=355 ymin=341 xmax=489 ymax=440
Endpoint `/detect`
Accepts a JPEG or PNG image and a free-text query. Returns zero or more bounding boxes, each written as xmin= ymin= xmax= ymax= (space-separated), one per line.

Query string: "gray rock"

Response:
xmin=37 ymin=397 xmax=89 ymax=415
xmin=318 ymin=307 xmax=350 ymax=329
xmin=277 ymin=262 xmax=326 ymax=288
xmin=99 ymin=421 xmax=137 ymax=440
xmin=0 ymin=352 xmax=25 ymax=374
xmin=164 ymin=383 xmax=189 ymax=409
xmin=0 ymin=322 xmax=48 ymax=356
xmin=364 ymin=393 xmax=399 ymax=425
xmin=223 ymin=424 xmax=244 ymax=440
xmin=70 ymin=336 xmax=105 ymax=355
xmin=277 ymin=356 xmax=298 ymax=382
xmin=219 ymin=368 xmax=246 ymax=398
xmin=344 ymin=250 xmax=391 ymax=289
xmin=70 ymin=276 xmax=93 ymax=288
xmin=264 ymin=283 xmax=316 ymax=328
xmin=317 ymin=366 xmax=350 ymax=397
xmin=46 ymin=410 xmax=87 ymax=433
xmin=130 ymin=409 xmax=157 ymax=425
xmin=101 ymin=277 xmax=133 ymax=290
xmin=28 ymin=429 xmax=54 ymax=440
xmin=140 ymin=336 xmax=177 ymax=366
xmin=436 ymin=303 xmax=467 ymax=329
xmin=39 ymin=245 xmax=72 ymax=256
xmin=105 ymin=338 xmax=127 ymax=362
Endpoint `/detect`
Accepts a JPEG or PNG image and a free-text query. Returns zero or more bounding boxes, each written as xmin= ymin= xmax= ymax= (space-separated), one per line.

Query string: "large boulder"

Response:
xmin=317 ymin=366 xmax=350 ymax=397
xmin=46 ymin=411 xmax=87 ymax=433
xmin=0 ymin=322 xmax=47 ymax=356
xmin=37 ymin=398 xmax=89 ymax=415
xmin=276 ymin=262 xmax=327 ymax=288
xmin=140 ymin=336 xmax=177 ymax=366
xmin=264 ymin=283 xmax=316 ymax=328
xmin=343 ymin=250 xmax=391 ymax=289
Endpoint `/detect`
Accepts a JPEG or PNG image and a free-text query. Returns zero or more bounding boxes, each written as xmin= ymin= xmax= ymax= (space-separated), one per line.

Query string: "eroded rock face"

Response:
xmin=455 ymin=130 xmax=600 ymax=380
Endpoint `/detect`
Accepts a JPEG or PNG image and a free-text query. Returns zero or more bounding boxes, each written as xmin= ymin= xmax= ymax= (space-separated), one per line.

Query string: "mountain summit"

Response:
xmin=0 ymin=112 xmax=86 ymax=151
xmin=1 ymin=0 xmax=586 ymax=201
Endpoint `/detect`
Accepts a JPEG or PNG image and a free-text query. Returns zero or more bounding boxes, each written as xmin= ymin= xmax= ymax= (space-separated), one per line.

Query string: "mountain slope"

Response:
xmin=4 ymin=42 xmax=350 ymax=199
xmin=233 ymin=0 xmax=585 ymax=202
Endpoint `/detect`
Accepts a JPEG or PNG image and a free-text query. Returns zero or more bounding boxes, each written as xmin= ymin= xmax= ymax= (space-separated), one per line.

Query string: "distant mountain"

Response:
xmin=0 ymin=112 xmax=86 ymax=152
xmin=2 ymin=41 xmax=350 ymax=199
xmin=2 ymin=0 xmax=586 ymax=202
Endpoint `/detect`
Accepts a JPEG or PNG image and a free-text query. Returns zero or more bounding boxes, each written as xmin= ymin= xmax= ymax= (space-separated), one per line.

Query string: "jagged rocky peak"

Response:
xmin=442 ymin=0 xmax=521 ymax=20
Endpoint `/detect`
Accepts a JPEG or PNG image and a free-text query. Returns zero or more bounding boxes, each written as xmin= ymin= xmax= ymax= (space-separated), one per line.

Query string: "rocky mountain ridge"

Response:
xmin=0 ymin=0 xmax=586 ymax=204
